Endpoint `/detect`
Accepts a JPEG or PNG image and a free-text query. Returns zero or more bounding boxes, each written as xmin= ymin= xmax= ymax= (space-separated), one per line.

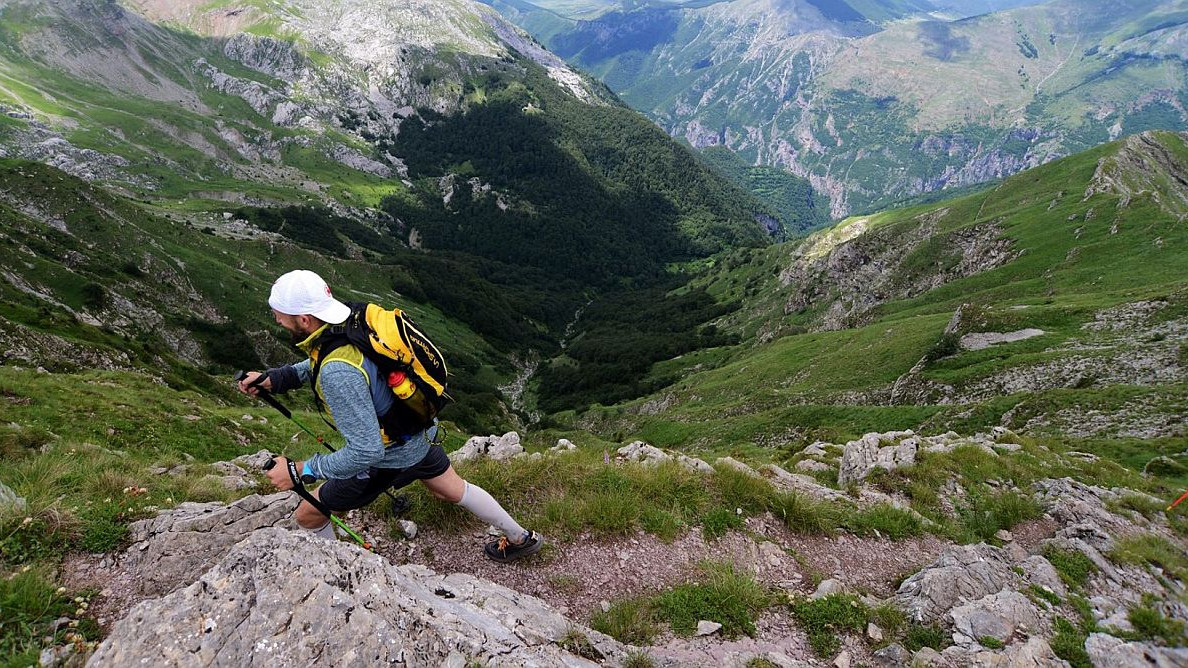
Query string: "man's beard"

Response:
xmin=288 ymin=328 xmax=306 ymax=345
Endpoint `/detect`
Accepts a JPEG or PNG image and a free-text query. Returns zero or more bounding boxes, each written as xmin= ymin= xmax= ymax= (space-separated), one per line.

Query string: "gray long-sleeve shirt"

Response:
xmin=289 ymin=358 xmax=434 ymax=480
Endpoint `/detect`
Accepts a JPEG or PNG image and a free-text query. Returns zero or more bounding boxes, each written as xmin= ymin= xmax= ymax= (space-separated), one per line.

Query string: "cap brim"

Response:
xmin=313 ymin=299 xmax=351 ymax=325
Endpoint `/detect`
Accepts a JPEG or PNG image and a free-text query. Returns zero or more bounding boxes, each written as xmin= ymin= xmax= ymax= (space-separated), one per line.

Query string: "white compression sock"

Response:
xmin=310 ymin=519 xmax=336 ymax=541
xmin=457 ymin=482 xmax=529 ymax=543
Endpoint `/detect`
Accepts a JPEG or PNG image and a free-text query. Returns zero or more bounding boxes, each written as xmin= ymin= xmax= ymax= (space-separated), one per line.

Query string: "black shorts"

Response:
xmin=318 ymin=444 xmax=451 ymax=512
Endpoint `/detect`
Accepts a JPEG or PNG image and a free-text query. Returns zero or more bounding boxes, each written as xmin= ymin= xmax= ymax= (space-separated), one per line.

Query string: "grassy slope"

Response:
xmin=0 ymin=159 xmax=506 ymax=405
xmin=568 ymin=131 xmax=1188 ymax=462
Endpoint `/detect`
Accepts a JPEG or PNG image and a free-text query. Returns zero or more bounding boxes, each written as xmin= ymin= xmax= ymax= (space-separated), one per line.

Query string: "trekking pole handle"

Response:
xmin=234 ymin=370 xmax=294 ymax=419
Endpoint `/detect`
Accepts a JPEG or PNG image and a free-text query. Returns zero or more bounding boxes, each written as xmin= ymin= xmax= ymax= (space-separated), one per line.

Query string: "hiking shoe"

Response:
xmin=484 ymin=531 xmax=543 ymax=563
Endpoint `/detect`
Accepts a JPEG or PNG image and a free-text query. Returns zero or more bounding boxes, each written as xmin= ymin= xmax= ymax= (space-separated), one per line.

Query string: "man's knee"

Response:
xmin=295 ymin=499 xmax=329 ymax=529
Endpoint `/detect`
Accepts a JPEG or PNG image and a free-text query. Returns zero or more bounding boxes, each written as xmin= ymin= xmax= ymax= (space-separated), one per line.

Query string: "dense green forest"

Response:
xmin=699 ymin=146 xmax=831 ymax=236
xmin=536 ymin=281 xmax=739 ymax=413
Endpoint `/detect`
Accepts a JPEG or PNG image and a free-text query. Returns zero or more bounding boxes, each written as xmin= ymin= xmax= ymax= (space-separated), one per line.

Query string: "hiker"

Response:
xmin=237 ymin=269 xmax=542 ymax=562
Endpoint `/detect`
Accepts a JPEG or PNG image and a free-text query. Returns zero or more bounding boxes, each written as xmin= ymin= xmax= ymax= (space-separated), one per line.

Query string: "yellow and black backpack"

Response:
xmin=312 ymin=302 xmax=451 ymax=443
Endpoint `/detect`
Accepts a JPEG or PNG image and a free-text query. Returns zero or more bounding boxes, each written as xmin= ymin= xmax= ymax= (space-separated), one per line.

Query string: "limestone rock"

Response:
xmin=837 ymin=432 xmax=918 ymax=486
xmin=949 ymin=591 xmax=1041 ymax=645
xmin=453 ymin=432 xmax=524 ymax=462
xmin=946 ymin=637 xmax=1064 ymax=667
xmin=676 ymin=454 xmax=714 ymax=474
xmin=912 ymin=647 xmax=945 ymax=666
xmin=550 ymin=438 xmax=577 ymax=452
xmin=616 ymin=441 xmax=670 ymax=465
xmin=1020 ymin=555 xmax=1067 ymax=598
xmin=0 ymin=479 xmax=26 ymax=514
xmin=121 ymin=492 xmax=299 ymax=596
xmin=695 ymin=620 xmax=721 ymax=636
xmin=866 ymin=622 xmax=883 ymax=642
xmin=795 ymin=459 xmax=833 ymax=473
xmin=230 ymin=450 xmax=273 ymax=471
xmin=871 ymin=643 xmax=911 ymax=667
xmin=811 ymin=578 xmax=845 ymax=600
xmin=1085 ymin=632 xmax=1188 ymax=668
xmin=715 ymin=456 xmax=761 ymax=477
xmin=833 ymin=650 xmax=851 ymax=668
xmin=760 ymin=464 xmax=847 ymax=501
xmin=90 ymin=527 xmax=628 ymax=666
xmin=396 ymin=520 xmax=417 ymax=540
xmin=895 ymin=543 xmax=1015 ymax=623
xmin=802 ymin=442 xmax=832 ymax=458
xmin=615 ymin=441 xmax=711 ymax=473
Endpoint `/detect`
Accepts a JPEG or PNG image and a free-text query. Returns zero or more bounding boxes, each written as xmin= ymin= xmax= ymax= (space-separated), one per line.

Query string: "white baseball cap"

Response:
xmin=268 ymin=270 xmax=351 ymax=324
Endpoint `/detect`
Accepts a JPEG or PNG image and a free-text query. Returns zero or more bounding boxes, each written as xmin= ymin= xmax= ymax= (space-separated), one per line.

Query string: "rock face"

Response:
xmin=948 ymin=591 xmax=1041 ymax=646
xmin=89 ymin=527 xmax=628 ymax=667
xmin=895 ymin=543 xmax=1015 ymax=623
xmin=452 ymin=432 xmax=524 ymax=462
xmin=121 ymin=492 xmax=299 ymax=596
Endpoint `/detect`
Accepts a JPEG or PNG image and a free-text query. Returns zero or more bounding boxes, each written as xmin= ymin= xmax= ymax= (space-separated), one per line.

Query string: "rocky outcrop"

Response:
xmin=453 ymin=432 xmax=525 ymax=462
xmin=616 ymin=440 xmax=714 ymax=473
xmin=1084 ymin=632 xmax=1188 ymax=668
xmin=894 ymin=543 xmax=1016 ymax=623
xmin=837 ymin=431 xmax=918 ymax=486
xmin=120 ymin=492 xmax=298 ymax=596
xmin=948 ymin=591 xmax=1042 ymax=646
xmin=779 ymin=215 xmax=1017 ymax=332
xmin=89 ymin=527 xmax=629 ymax=667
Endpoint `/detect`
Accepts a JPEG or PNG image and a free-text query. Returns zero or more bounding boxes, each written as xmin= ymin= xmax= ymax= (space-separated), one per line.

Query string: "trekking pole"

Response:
xmin=234 ymin=370 xmax=410 ymax=515
xmin=262 ymin=458 xmax=372 ymax=550
xmin=1168 ymin=489 xmax=1188 ymax=512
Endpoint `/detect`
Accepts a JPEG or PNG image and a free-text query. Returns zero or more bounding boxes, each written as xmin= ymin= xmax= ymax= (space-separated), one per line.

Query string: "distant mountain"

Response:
xmin=0 ymin=0 xmax=778 ymax=430
xmin=494 ymin=0 xmax=1188 ymax=217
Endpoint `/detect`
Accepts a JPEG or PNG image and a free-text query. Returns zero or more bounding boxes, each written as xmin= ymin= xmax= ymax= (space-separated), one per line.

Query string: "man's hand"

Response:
xmin=266 ymin=456 xmax=301 ymax=490
xmin=237 ymin=371 xmax=272 ymax=396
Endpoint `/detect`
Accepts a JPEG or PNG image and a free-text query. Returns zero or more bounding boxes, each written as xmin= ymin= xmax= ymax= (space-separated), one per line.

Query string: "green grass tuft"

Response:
xmin=590 ymin=597 xmax=659 ymax=646
xmin=654 ymin=562 xmax=770 ymax=639
xmin=1110 ymin=534 xmax=1188 ymax=583
xmin=1126 ymin=602 xmax=1187 ymax=647
xmin=979 ymin=635 xmax=1006 ymax=649
xmin=843 ymin=504 xmax=925 ymax=539
xmin=1050 ymin=616 xmax=1092 ymax=667
xmin=789 ymin=593 xmax=869 ymax=657
xmin=903 ymin=623 xmax=951 ymax=652
xmin=701 ymin=506 xmax=744 ymax=539
xmin=1044 ymin=546 xmax=1097 ymax=589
